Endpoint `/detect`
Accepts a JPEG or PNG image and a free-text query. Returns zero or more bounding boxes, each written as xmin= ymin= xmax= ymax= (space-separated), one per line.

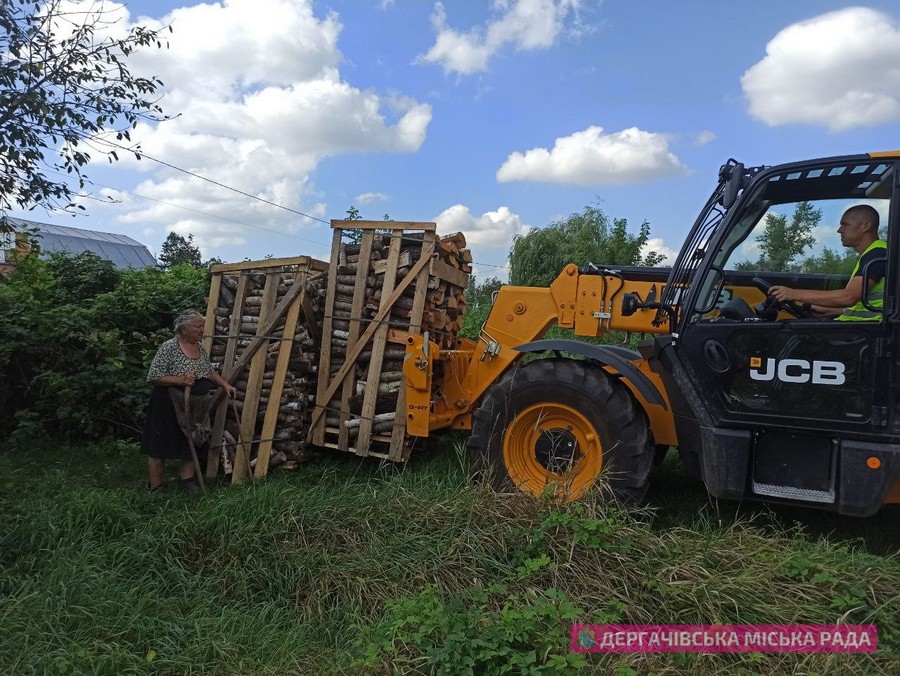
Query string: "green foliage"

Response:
xmin=758 ymin=201 xmax=819 ymax=271
xmin=0 ymin=0 xmax=169 ymax=214
xmin=509 ymin=205 xmax=663 ymax=287
xmin=158 ymin=231 xmax=203 ymax=268
xmin=736 ymin=201 xmax=824 ymax=272
xmin=44 ymin=251 xmax=122 ymax=302
xmin=461 ymin=274 xmax=503 ymax=339
xmin=0 ymin=254 xmax=208 ymax=441
xmin=539 ymin=502 xmax=632 ymax=553
xmin=357 ymin=584 xmax=587 ymax=674
xmin=344 ymin=205 xmax=363 ymax=244
xmin=800 ymin=246 xmax=858 ymax=275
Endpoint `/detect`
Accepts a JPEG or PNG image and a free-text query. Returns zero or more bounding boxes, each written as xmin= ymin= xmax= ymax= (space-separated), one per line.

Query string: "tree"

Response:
xmin=508 ymin=205 xmax=663 ymax=287
xmin=158 ymin=232 xmax=202 ymax=268
xmin=461 ymin=275 xmax=502 ymax=339
xmin=0 ymin=0 xmax=169 ymax=215
xmin=737 ymin=201 xmax=820 ymax=272
xmin=800 ymin=246 xmax=857 ymax=276
xmin=344 ymin=205 xmax=363 ymax=244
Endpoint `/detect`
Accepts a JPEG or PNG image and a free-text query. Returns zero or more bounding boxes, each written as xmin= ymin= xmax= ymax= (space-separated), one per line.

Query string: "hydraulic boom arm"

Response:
xmin=404 ymin=264 xmax=674 ymax=436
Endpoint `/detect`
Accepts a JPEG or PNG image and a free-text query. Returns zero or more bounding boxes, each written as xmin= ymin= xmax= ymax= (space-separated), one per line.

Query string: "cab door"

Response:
xmin=679 ymin=316 xmax=887 ymax=435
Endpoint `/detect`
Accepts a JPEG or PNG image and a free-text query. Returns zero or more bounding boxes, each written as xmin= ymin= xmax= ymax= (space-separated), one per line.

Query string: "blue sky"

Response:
xmin=20 ymin=1 xmax=900 ymax=279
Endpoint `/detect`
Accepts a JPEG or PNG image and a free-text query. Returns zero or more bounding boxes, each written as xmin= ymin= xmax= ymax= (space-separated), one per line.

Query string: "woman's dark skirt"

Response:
xmin=140 ymin=385 xmax=209 ymax=461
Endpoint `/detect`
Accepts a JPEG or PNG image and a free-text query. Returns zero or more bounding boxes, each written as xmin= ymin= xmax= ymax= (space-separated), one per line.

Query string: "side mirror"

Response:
xmin=718 ymin=161 xmax=745 ymax=209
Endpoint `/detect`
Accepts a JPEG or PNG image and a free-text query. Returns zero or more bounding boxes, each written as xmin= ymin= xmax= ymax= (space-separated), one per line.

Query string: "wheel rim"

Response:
xmin=502 ymin=402 xmax=603 ymax=499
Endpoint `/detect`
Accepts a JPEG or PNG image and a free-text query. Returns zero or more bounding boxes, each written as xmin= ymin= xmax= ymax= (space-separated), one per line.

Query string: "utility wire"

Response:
xmin=81 ymin=175 xmax=334 ymax=249
xmin=93 ymin=137 xmax=331 ymax=225
xmin=78 ymin=139 xmax=514 ymax=272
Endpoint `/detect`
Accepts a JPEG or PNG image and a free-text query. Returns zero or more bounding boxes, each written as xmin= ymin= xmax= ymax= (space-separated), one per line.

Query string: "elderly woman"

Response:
xmin=140 ymin=309 xmax=236 ymax=493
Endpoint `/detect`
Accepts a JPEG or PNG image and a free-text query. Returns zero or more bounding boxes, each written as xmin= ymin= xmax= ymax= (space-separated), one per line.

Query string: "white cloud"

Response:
xmin=742 ymin=7 xmax=900 ymax=131
xmin=419 ymin=0 xmax=585 ymax=75
xmin=355 ymin=192 xmax=388 ymax=204
xmin=641 ymin=237 xmax=678 ymax=265
xmin=695 ymin=130 xmax=717 ymax=146
xmin=496 ymin=126 xmax=688 ymax=185
xmin=434 ymin=204 xmax=530 ymax=250
xmin=80 ymin=0 xmax=431 ymax=255
xmin=810 ymin=224 xmax=841 ymax=253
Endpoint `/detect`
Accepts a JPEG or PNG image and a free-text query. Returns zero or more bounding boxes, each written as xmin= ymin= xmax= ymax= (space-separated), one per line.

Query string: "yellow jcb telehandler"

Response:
xmin=403 ymin=151 xmax=900 ymax=516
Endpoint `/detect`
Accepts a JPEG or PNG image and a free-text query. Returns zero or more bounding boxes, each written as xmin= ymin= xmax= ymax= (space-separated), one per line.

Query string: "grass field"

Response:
xmin=1 ymin=437 xmax=899 ymax=675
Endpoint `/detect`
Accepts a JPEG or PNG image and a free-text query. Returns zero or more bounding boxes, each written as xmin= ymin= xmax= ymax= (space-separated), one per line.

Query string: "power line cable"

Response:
xmin=93 ymin=137 xmax=332 ymax=225
xmin=77 ymin=175 xmax=334 ymax=249
xmin=79 ymin=138 xmax=515 ymax=272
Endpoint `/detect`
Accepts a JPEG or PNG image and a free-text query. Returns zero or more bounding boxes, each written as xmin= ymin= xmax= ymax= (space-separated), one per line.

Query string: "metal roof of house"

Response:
xmin=7 ymin=217 xmax=157 ymax=269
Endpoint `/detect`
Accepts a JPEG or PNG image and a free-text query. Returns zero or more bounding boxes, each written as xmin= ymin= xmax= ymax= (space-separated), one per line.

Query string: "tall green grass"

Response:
xmin=1 ymin=439 xmax=898 ymax=674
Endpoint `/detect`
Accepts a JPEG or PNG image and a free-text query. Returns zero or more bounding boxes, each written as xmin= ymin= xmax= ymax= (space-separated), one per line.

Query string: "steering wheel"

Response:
xmin=751 ymin=277 xmax=815 ymax=319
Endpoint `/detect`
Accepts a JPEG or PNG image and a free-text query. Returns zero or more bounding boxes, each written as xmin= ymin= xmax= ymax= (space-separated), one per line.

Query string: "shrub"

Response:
xmin=0 ymin=254 xmax=208 ymax=443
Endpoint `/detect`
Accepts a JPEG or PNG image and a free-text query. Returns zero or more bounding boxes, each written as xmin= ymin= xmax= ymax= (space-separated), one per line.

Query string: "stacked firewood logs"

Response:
xmin=311 ymin=223 xmax=472 ymax=460
xmin=204 ymin=223 xmax=474 ymax=472
xmin=430 ymin=231 xmax=472 ymax=349
xmin=207 ymin=263 xmax=327 ymax=474
xmin=320 ymin=234 xmax=406 ymax=440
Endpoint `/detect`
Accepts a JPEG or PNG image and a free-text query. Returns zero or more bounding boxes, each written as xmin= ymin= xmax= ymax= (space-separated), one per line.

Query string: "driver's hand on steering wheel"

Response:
xmin=768 ymin=285 xmax=795 ymax=302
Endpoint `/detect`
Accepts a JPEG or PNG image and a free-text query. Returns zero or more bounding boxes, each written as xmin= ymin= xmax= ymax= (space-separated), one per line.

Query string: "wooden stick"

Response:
xmin=230 ymin=397 xmax=253 ymax=482
xmin=182 ymin=387 xmax=208 ymax=496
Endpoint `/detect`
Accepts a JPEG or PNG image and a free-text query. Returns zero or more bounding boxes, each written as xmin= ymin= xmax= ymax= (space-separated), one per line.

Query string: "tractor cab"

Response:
xmin=649 ymin=153 xmax=900 ymax=515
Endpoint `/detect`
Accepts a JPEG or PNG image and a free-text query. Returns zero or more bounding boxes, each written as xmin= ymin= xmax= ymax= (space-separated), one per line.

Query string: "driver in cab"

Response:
xmin=769 ymin=205 xmax=886 ymax=322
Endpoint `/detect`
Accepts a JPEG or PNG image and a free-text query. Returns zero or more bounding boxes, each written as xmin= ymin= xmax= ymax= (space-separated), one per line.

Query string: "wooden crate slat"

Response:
xmin=232 ymin=273 xmax=279 ymax=484
xmin=221 ymin=274 xmax=251 ymax=379
xmin=311 ymin=228 xmax=344 ymax=447
xmin=202 ymin=274 xmax=222 ymax=355
xmin=331 ymin=219 xmax=436 ymax=232
xmin=356 ymin=229 xmax=403 ymax=456
xmin=206 ymin=272 xmax=250 ymax=476
xmin=203 ymin=269 xmax=225 ymax=478
xmin=210 ymin=255 xmax=319 ymax=273
xmin=338 ymin=231 xmax=376 ymax=450
xmin=301 ymin=285 xmax=322 ymax=351
xmin=254 ymin=271 xmax=306 ymax=478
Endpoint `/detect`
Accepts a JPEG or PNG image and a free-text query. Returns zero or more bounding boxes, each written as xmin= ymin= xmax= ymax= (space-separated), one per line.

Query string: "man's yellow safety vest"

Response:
xmin=836 ymin=239 xmax=887 ymax=322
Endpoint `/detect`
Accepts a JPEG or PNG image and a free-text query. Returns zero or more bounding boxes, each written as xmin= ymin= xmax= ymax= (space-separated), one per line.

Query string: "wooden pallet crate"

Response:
xmin=202 ymin=255 xmax=329 ymax=482
xmin=307 ymin=220 xmax=445 ymax=461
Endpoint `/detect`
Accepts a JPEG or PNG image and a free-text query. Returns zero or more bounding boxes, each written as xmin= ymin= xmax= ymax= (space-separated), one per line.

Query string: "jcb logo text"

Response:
xmin=749 ymin=358 xmax=846 ymax=385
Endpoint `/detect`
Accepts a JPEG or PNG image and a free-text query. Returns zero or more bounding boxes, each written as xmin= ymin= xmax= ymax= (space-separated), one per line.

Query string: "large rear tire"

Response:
xmin=467 ymin=358 xmax=653 ymax=503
